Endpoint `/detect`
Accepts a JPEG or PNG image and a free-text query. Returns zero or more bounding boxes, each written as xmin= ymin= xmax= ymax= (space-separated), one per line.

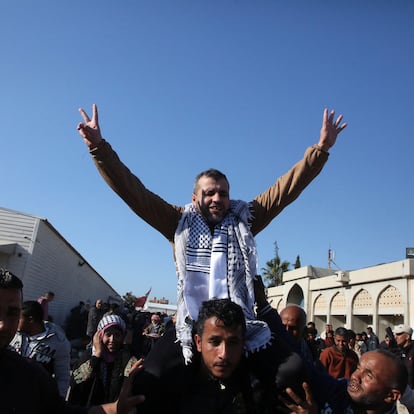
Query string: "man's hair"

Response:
xmin=347 ymin=329 xmax=356 ymax=340
xmin=21 ymin=300 xmax=44 ymax=323
xmin=47 ymin=291 xmax=55 ymax=297
xmin=304 ymin=326 xmax=317 ymax=336
xmin=371 ymin=349 xmax=408 ymax=392
xmin=195 ymin=299 xmax=246 ymax=337
xmin=334 ymin=327 xmax=349 ymax=337
xmin=0 ymin=268 xmax=23 ymax=290
xmin=193 ymin=169 xmax=229 ymax=194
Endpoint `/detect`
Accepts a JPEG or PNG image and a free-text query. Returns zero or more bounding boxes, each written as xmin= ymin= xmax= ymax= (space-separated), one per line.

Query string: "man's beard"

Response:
xmin=197 ymin=201 xmax=224 ymax=226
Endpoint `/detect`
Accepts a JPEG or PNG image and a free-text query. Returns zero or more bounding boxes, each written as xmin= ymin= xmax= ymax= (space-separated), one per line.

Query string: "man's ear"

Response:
xmin=384 ymin=388 xmax=401 ymax=403
xmin=191 ymin=193 xmax=197 ymax=206
xmin=194 ymin=334 xmax=202 ymax=352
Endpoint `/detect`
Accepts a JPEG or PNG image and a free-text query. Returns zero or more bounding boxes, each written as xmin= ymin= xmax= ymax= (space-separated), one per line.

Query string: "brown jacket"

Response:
xmin=90 ymin=140 xmax=328 ymax=248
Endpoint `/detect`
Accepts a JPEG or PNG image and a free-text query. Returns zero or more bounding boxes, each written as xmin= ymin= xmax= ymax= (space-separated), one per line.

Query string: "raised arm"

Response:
xmin=75 ymin=103 xmax=182 ymax=241
xmin=251 ymin=108 xmax=347 ymax=235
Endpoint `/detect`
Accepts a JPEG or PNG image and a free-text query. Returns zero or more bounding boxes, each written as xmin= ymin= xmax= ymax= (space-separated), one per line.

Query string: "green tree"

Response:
xmin=261 ymin=242 xmax=290 ymax=287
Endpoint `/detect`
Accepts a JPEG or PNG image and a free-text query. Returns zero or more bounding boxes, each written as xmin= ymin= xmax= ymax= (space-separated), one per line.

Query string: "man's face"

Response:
xmin=192 ymin=176 xmax=230 ymax=226
xmin=306 ymin=332 xmax=316 ymax=341
xmin=151 ymin=315 xmax=160 ymax=325
xmin=347 ymin=352 xmax=397 ymax=407
xmin=0 ymin=288 xmax=22 ymax=350
xmin=394 ymin=331 xmax=411 ymax=347
xmin=280 ymin=308 xmax=305 ymax=343
xmin=96 ymin=300 xmax=103 ymax=308
xmin=17 ymin=312 xmax=30 ymax=333
xmin=195 ymin=317 xmax=244 ymax=380
xmin=334 ymin=334 xmax=348 ymax=353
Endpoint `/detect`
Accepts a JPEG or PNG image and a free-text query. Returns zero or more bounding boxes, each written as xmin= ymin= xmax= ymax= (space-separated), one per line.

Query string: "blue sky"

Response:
xmin=2 ymin=1 xmax=413 ymax=304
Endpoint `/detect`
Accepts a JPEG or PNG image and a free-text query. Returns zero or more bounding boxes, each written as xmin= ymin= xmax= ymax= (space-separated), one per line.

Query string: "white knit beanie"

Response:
xmin=97 ymin=314 xmax=126 ymax=333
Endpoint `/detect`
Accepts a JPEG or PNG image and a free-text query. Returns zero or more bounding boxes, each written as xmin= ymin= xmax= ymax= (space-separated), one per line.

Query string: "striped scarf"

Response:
xmin=174 ymin=200 xmax=271 ymax=364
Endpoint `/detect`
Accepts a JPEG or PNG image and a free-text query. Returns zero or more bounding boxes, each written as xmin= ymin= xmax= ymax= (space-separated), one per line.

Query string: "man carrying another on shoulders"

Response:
xmin=76 ymin=103 xmax=347 ymax=364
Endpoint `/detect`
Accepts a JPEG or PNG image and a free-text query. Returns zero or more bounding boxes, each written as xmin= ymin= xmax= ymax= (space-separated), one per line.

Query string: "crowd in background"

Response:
xmin=3 ymin=269 xmax=414 ymax=414
xmin=8 ymin=289 xmax=414 ymax=412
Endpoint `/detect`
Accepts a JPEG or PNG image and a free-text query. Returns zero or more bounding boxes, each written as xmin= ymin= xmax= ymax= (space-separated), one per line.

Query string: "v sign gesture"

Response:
xmin=77 ymin=103 xmax=103 ymax=149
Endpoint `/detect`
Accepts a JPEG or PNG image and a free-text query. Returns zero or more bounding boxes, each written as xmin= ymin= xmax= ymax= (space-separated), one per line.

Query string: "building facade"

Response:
xmin=0 ymin=207 xmax=121 ymax=326
xmin=267 ymin=260 xmax=414 ymax=340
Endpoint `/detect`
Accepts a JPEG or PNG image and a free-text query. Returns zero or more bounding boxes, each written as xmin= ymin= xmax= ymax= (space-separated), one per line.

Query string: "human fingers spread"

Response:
xmin=116 ymin=360 xmax=146 ymax=414
xmin=334 ymin=114 xmax=343 ymax=127
xmin=322 ymin=108 xmax=328 ymax=124
xmin=79 ymin=108 xmax=91 ymax=123
xmin=337 ymin=121 xmax=348 ymax=133
xmin=284 ymin=387 xmax=305 ymax=406
xmin=92 ymin=103 xmax=98 ymax=124
xmin=328 ymin=109 xmax=335 ymax=123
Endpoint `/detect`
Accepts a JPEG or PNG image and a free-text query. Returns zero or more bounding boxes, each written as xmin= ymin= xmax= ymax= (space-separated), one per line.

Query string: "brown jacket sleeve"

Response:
xmin=90 ymin=140 xmax=182 ymax=242
xmin=250 ymin=145 xmax=329 ymax=235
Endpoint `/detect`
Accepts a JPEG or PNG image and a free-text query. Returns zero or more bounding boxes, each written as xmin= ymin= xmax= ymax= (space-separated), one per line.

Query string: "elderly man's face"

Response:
xmin=347 ymin=352 xmax=399 ymax=407
xmin=151 ymin=315 xmax=161 ymax=324
xmin=280 ymin=306 xmax=305 ymax=343
xmin=394 ymin=331 xmax=411 ymax=347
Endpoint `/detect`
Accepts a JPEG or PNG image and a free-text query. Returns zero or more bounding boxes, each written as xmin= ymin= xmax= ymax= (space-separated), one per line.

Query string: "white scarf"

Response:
xmin=174 ymin=200 xmax=271 ymax=364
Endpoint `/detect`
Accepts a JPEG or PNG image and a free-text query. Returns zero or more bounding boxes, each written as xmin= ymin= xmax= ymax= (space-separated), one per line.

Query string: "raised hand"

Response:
xmin=317 ymin=108 xmax=347 ymax=152
xmin=115 ymin=359 xmax=146 ymax=414
xmin=88 ymin=359 xmax=146 ymax=414
xmin=279 ymin=382 xmax=318 ymax=414
xmin=77 ymin=103 xmax=103 ymax=149
xmin=92 ymin=331 xmax=103 ymax=358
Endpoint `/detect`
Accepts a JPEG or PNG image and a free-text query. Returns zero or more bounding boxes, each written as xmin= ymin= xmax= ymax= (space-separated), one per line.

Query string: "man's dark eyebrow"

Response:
xmin=208 ymin=334 xmax=222 ymax=340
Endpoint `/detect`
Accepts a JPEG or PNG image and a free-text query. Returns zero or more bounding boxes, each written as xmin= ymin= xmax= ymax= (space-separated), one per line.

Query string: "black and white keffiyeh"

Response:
xmin=174 ymin=200 xmax=271 ymax=364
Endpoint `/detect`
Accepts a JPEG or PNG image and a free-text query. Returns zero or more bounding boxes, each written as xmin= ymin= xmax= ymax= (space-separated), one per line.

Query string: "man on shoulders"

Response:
xmin=77 ymin=103 xmax=347 ymax=363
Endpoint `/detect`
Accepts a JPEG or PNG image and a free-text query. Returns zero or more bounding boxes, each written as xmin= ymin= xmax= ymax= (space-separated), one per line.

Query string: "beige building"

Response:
xmin=267 ymin=259 xmax=414 ymax=341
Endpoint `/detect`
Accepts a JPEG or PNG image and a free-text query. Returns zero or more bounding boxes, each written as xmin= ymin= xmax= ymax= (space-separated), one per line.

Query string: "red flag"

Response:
xmin=134 ymin=287 xmax=151 ymax=308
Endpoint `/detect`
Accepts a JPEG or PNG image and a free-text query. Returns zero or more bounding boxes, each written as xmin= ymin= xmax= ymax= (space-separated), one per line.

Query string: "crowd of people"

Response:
xmin=2 ymin=101 xmax=414 ymax=413
xmin=3 ymin=267 xmax=414 ymax=414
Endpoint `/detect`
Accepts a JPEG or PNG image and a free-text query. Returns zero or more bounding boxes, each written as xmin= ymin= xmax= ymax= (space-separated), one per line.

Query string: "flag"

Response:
xmin=134 ymin=287 xmax=151 ymax=308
